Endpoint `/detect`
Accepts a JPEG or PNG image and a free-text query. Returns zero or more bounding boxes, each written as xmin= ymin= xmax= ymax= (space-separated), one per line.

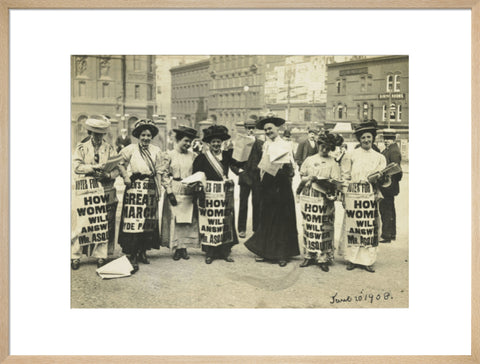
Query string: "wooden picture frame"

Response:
xmin=0 ymin=1 xmax=478 ymax=363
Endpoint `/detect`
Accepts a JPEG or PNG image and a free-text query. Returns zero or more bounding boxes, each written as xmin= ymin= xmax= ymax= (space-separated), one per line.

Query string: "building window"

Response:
xmin=338 ymin=105 xmax=343 ymax=119
xmin=79 ymin=81 xmax=86 ymax=97
xmin=362 ymin=102 xmax=369 ymax=121
xmin=370 ymin=103 xmax=374 ymax=119
xmin=389 ymin=103 xmax=396 ymax=121
xmin=357 ymin=104 xmax=361 ymax=120
xmin=382 ymin=104 xmax=387 ymax=121
xmin=102 ymin=82 xmax=110 ymax=98
xmin=336 ymin=80 xmax=341 ymax=94
xmin=397 ymin=104 xmax=402 ymax=121
xmin=135 ymin=84 xmax=140 ymax=99
xmin=147 ymin=85 xmax=153 ymax=100
xmin=387 ymin=75 xmax=394 ymax=92
xmin=304 ymin=109 xmax=311 ymax=122
xmin=394 ymin=75 xmax=401 ymax=92
xmin=360 ymin=76 xmax=366 ymax=92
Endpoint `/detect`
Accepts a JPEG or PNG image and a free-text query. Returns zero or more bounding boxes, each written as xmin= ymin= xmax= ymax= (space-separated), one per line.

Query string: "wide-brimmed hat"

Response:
xmin=318 ymin=131 xmax=344 ymax=152
xmin=132 ymin=119 xmax=159 ymax=139
xmin=256 ymin=112 xmax=286 ymax=130
xmin=202 ymin=125 xmax=231 ymax=143
xmin=382 ymin=128 xmax=397 ymax=140
xmin=173 ymin=125 xmax=198 ymax=140
xmin=85 ymin=117 xmax=110 ymax=134
xmin=244 ymin=116 xmax=257 ymax=128
xmin=354 ymin=120 xmax=378 ymax=140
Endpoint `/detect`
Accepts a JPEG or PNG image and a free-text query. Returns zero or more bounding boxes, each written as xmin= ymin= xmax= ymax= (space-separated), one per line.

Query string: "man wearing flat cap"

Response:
xmin=295 ymin=127 xmax=319 ymax=168
xmin=379 ymin=130 xmax=403 ymax=243
xmin=236 ymin=116 xmax=264 ymax=239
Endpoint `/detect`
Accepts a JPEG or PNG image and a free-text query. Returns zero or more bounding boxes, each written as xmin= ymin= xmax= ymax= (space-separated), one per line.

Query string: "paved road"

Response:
xmin=71 ymin=165 xmax=409 ymax=309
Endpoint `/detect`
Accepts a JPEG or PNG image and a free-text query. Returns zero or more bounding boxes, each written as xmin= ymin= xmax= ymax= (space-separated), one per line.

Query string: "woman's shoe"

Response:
xmin=319 ymin=263 xmax=329 ymax=272
xmin=224 ymin=255 xmax=234 ymax=262
xmin=138 ymin=251 xmax=150 ymax=264
xmin=205 ymin=256 xmax=213 ymax=264
xmin=346 ymin=262 xmax=356 ymax=270
xmin=173 ymin=249 xmax=182 ymax=261
xmin=97 ymin=258 xmax=106 ymax=268
xmin=255 ymin=256 xmax=265 ymax=262
xmin=128 ymin=255 xmax=139 ymax=273
xmin=278 ymin=260 xmax=287 ymax=267
xmin=299 ymin=259 xmax=311 ymax=268
xmin=181 ymin=249 xmax=190 ymax=260
xmin=71 ymin=259 xmax=80 ymax=270
xmin=364 ymin=265 xmax=375 ymax=273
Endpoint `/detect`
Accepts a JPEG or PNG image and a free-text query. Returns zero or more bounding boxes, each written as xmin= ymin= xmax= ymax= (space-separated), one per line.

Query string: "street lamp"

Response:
xmin=243 ymin=84 xmax=249 ymax=119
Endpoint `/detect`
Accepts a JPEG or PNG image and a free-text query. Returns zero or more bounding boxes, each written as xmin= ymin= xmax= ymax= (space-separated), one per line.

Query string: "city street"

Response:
xmin=71 ymin=163 xmax=409 ymax=309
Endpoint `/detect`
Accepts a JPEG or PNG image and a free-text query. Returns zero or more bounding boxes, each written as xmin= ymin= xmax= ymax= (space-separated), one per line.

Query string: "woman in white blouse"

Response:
xmin=159 ymin=126 xmax=200 ymax=261
xmin=298 ymin=131 xmax=343 ymax=272
xmin=118 ymin=119 xmax=163 ymax=273
xmin=339 ymin=120 xmax=386 ymax=273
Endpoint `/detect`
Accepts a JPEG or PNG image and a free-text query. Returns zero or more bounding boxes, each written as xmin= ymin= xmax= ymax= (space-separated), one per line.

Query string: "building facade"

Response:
xmin=170 ymin=59 xmax=210 ymax=131
xmin=71 ymin=55 xmax=163 ymax=148
xmin=156 ymin=56 xmax=209 ymax=130
xmin=207 ymin=55 xmax=268 ymax=136
xmin=326 ymin=55 xmax=409 ymax=138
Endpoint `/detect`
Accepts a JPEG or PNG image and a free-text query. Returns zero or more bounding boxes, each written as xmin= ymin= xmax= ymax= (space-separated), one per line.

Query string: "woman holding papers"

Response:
xmin=297 ymin=131 xmax=343 ymax=272
xmin=192 ymin=125 xmax=240 ymax=264
xmin=71 ymin=117 xmax=121 ymax=270
xmin=244 ymin=114 xmax=300 ymax=267
xmin=159 ymin=126 xmax=200 ymax=261
xmin=339 ymin=120 xmax=386 ymax=273
xmin=118 ymin=119 xmax=163 ymax=273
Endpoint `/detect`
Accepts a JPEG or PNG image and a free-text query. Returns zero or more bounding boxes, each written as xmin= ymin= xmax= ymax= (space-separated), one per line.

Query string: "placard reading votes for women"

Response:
xmin=122 ymin=180 xmax=158 ymax=233
xmin=198 ymin=181 xmax=235 ymax=246
xmin=73 ymin=177 xmax=117 ymax=246
xmin=299 ymin=188 xmax=335 ymax=255
xmin=344 ymin=182 xmax=379 ymax=247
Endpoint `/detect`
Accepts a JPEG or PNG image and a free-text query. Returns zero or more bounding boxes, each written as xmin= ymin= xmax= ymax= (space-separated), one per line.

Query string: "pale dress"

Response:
xmin=339 ymin=147 xmax=386 ymax=266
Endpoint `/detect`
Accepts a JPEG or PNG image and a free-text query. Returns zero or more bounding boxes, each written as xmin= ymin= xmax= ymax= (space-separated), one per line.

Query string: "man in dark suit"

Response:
xmin=379 ymin=130 xmax=403 ymax=243
xmin=295 ymin=127 xmax=319 ymax=168
xmin=115 ymin=128 xmax=131 ymax=153
xmin=237 ymin=118 xmax=264 ymax=239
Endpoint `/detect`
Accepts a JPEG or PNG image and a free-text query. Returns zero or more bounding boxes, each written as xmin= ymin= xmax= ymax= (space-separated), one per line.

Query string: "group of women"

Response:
xmin=71 ymin=115 xmax=388 ymax=274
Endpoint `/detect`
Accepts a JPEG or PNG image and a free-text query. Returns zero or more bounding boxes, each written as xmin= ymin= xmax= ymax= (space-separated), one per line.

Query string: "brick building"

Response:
xmin=71 ymin=55 xmax=164 ymax=149
xmin=326 ymin=55 xmax=409 ymax=138
xmin=170 ymin=59 xmax=210 ymax=131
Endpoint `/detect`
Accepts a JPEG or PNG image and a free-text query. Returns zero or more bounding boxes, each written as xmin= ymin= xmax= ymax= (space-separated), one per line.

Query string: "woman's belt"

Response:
xmin=131 ymin=173 xmax=154 ymax=182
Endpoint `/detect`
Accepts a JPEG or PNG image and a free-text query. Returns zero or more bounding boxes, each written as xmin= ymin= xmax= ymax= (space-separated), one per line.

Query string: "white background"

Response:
xmin=10 ymin=10 xmax=471 ymax=355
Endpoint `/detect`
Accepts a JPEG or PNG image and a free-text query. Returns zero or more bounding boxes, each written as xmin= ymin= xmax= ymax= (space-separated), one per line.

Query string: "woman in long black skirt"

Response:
xmin=244 ymin=114 xmax=300 ymax=267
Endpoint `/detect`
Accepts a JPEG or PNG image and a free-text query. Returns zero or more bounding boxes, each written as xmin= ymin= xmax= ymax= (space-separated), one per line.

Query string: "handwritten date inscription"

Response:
xmin=330 ymin=290 xmax=393 ymax=305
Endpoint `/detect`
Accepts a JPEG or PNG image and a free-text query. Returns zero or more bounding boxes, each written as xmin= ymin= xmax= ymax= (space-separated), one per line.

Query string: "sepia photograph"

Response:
xmin=71 ymin=54 xmax=409 ymax=308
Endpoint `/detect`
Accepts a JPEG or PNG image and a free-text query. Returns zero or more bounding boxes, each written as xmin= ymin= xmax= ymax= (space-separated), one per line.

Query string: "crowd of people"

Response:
xmin=71 ymin=113 xmax=403 ymax=275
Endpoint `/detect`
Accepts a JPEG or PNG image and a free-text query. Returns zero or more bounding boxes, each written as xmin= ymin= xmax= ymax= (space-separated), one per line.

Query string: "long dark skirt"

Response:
xmin=379 ymin=196 xmax=396 ymax=240
xmin=244 ymin=172 xmax=300 ymax=260
xmin=118 ymin=177 xmax=161 ymax=255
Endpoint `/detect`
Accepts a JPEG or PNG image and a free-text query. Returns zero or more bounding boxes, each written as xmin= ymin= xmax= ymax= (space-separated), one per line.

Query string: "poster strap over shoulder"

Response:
xmin=138 ymin=145 xmax=156 ymax=176
xmin=204 ymin=150 xmax=226 ymax=181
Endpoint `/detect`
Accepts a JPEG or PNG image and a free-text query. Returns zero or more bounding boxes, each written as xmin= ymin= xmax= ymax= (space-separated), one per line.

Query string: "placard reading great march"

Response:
xmin=122 ymin=180 xmax=158 ymax=233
